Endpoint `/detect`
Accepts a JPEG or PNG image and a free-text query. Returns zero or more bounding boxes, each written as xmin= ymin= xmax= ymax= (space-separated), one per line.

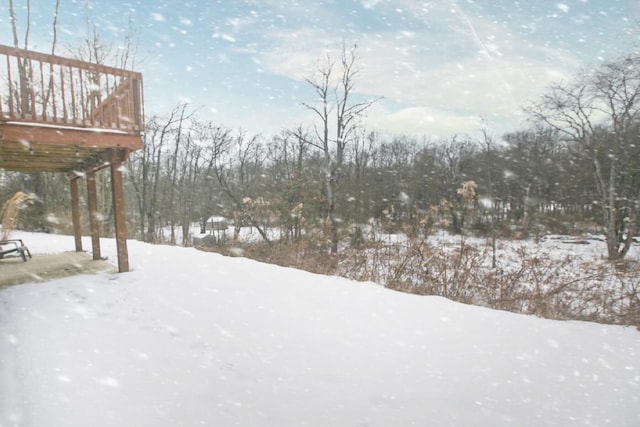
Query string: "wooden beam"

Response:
xmin=70 ymin=176 xmax=83 ymax=252
xmin=86 ymin=171 xmax=102 ymax=261
xmin=111 ymin=160 xmax=129 ymax=273
xmin=0 ymin=141 xmax=126 ymax=173
xmin=76 ymin=148 xmax=130 ymax=174
xmin=0 ymin=123 xmax=142 ymax=150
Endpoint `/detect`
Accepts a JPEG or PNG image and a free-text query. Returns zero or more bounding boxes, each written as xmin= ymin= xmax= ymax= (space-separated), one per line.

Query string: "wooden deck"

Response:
xmin=0 ymin=44 xmax=145 ymax=273
xmin=0 ymin=44 xmax=143 ymax=173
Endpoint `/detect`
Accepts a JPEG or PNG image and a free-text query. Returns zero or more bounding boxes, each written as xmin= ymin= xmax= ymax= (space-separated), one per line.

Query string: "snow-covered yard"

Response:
xmin=1 ymin=232 xmax=639 ymax=426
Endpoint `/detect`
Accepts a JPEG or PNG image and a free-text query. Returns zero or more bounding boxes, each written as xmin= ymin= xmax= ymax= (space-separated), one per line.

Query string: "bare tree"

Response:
xmin=302 ymin=42 xmax=375 ymax=253
xmin=211 ymin=131 xmax=272 ymax=245
xmin=346 ymin=129 xmax=376 ymax=238
xmin=6 ymin=0 xmax=65 ymax=230
xmin=194 ymin=123 xmax=233 ymax=235
xmin=480 ymin=121 xmax=498 ymax=267
xmin=266 ymin=127 xmax=312 ymax=241
xmin=9 ymin=0 xmax=33 ymax=115
xmin=73 ymin=9 xmax=136 ymax=69
xmin=127 ymin=106 xmax=188 ymax=242
xmin=525 ymin=54 xmax=640 ymax=260
xmin=165 ymin=104 xmax=196 ymax=244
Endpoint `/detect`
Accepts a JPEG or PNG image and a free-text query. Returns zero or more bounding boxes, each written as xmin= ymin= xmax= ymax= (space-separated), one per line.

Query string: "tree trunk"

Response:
xmin=605 ymin=160 xmax=618 ymax=260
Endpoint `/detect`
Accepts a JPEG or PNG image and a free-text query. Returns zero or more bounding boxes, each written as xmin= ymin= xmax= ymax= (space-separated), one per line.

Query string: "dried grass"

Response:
xmin=198 ymin=234 xmax=640 ymax=328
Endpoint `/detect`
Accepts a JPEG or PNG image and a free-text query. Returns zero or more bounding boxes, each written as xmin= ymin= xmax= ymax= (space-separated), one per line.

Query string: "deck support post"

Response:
xmin=70 ymin=176 xmax=83 ymax=252
xmin=86 ymin=171 xmax=102 ymax=261
xmin=110 ymin=160 xmax=129 ymax=273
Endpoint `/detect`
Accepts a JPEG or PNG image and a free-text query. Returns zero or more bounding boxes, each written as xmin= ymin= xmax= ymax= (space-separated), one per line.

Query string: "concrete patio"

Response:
xmin=0 ymin=251 xmax=116 ymax=289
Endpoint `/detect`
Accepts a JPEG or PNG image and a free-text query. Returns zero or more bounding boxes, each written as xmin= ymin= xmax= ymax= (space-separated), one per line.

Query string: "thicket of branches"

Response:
xmin=2 ymin=113 xmax=636 ymax=246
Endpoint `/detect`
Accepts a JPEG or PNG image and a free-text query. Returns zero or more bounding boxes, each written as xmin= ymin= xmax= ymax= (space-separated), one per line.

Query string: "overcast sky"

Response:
xmin=2 ymin=0 xmax=638 ymax=138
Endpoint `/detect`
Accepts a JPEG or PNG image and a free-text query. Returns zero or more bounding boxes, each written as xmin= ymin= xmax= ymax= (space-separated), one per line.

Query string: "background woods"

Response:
xmin=5 ymin=66 xmax=638 ymax=251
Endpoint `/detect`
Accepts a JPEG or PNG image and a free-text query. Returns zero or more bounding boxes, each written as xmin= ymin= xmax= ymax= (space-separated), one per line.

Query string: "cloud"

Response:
xmin=361 ymin=0 xmax=384 ymax=9
xmin=151 ymin=13 xmax=165 ymax=22
xmin=367 ymin=103 xmax=482 ymax=137
xmin=367 ymin=101 xmax=532 ymax=139
xmin=226 ymin=13 xmax=259 ymax=33
xmin=258 ymin=28 xmax=339 ymax=78
xmin=362 ymin=40 xmax=578 ymax=107
xmin=256 ymin=2 xmax=582 ymax=137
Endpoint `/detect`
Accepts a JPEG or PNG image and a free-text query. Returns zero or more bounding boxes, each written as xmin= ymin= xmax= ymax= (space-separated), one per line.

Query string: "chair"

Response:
xmin=0 ymin=239 xmax=32 ymax=262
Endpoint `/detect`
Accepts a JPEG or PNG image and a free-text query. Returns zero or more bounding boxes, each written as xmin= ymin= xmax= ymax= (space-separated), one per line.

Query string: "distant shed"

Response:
xmin=206 ymin=216 xmax=229 ymax=233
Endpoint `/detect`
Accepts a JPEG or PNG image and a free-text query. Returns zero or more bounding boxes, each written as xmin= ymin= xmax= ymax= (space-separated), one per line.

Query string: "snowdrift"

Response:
xmin=1 ymin=233 xmax=639 ymax=426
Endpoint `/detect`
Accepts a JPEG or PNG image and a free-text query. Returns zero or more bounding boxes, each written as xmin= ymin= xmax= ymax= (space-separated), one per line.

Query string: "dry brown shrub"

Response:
xmin=334 ymin=236 xmax=640 ymax=327
xmin=197 ymin=232 xmax=640 ymax=328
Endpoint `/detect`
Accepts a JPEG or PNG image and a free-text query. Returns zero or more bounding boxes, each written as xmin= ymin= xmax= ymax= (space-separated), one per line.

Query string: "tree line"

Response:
xmin=1 ymin=42 xmax=639 ymax=261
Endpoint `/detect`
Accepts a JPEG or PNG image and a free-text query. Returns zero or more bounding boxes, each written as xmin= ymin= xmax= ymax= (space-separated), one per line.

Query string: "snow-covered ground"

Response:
xmin=1 ymin=232 xmax=639 ymax=427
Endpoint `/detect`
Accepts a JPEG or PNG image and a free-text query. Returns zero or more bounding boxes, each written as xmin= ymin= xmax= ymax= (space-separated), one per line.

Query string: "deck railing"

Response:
xmin=0 ymin=44 xmax=144 ymax=134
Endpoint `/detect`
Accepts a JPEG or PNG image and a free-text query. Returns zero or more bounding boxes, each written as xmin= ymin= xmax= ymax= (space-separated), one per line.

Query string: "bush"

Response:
xmin=196 ymin=229 xmax=640 ymax=328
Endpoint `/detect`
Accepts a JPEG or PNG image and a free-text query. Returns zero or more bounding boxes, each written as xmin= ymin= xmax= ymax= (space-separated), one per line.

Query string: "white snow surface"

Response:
xmin=1 ymin=232 xmax=639 ymax=427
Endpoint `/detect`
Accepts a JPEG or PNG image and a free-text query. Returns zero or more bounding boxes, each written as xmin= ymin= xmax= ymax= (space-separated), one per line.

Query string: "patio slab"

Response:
xmin=0 ymin=251 xmax=116 ymax=289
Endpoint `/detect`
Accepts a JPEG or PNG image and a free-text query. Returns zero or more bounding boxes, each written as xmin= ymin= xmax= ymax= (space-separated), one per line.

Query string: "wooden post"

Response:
xmin=86 ymin=171 xmax=102 ymax=260
xmin=111 ymin=160 xmax=129 ymax=272
xmin=70 ymin=176 xmax=83 ymax=252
